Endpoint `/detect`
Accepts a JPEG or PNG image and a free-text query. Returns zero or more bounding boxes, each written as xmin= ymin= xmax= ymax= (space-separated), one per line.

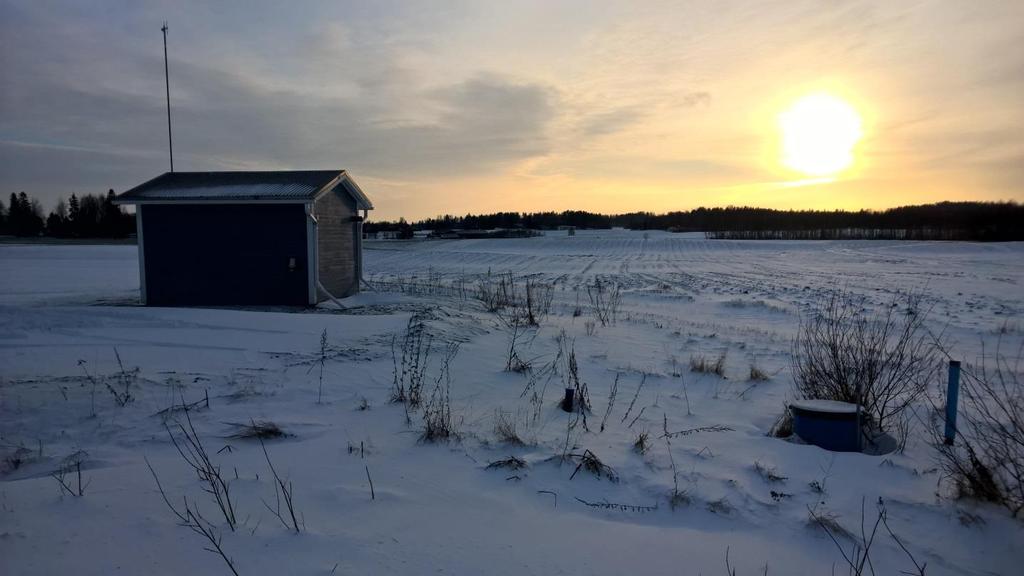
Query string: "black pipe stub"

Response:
xmin=561 ymin=388 xmax=575 ymax=412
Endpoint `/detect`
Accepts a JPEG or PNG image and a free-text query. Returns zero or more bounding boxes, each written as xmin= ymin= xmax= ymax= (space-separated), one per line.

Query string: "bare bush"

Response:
xmin=587 ymin=278 xmax=622 ymax=326
xmin=52 ymin=450 xmax=89 ymax=497
xmin=367 ymin=269 xmax=470 ymax=300
xmin=316 ymin=329 xmax=327 ymax=404
xmin=489 ymin=276 xmax=553 ymax=373
xmin=258 ymin=433 xmax=302 ymax=533
xmin=111 ymin=348 xmax=137 ymax=405
xmin=475 ymin=271 xmax=515 ymax=312
xmin=78 ymin=348 xmax=139 ymax=410
xmin=421 ymin=343 xmax=460 ymax=442
xmin=599 ymin=374 xmax=619 ymax=432
xmin=663 ymin=414 xmax=689 ymax=509
xmin=391 ymin=315 xmax=432 ymax=407
xmin=932 ymin=345 xmax=1024 ymax=518
xmin=479 ymin=272 xmax=554 ymax=326
xmin=808 ymin=497 xmax=926 ymax=576
xmin=893 ymin=409 xmax=914 ymax=454
xmin=521 ymin=344 xmax=562 ymax=425
xmin=524 ymin=277 xmax=554 ymax=325
xmin=166 ymin=409 xmax=238 ymax=530
xmin=146 ymin=458 xmax=241 ymax=576
xmin=621 ymin=373 xmax=645 ymax=425
xmin=793 ymin=290 xmax=938 ymax=432
xmin=560 ymin=410 xmax=582 ymax=461
xmin=154 ymin=389 xmax=210 ymax=420
xmin=558 ymin=332 xmax=591 ymax=424
xmin=502 ymin=313 xmax=531 ymax=373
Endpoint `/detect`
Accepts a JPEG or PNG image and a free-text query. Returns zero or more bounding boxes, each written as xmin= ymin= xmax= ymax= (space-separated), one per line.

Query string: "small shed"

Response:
xmin=114 ymin=170 xmax=373 ymax=306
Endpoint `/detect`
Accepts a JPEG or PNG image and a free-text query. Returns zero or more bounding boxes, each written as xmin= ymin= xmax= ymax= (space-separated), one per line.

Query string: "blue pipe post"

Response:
xmin=944 ymin=360 xmax=961 ymax=445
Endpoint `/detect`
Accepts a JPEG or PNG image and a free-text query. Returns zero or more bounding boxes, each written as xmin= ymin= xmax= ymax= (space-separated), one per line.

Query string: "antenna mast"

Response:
xmin=161 ymin=22 xmax=174 ymax=172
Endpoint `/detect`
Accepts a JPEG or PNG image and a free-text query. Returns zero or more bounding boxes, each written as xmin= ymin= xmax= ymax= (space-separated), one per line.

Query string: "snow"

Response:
xmin=790 ymin=400 xmax=859 ymax=415
xmin=1 ymin=231 xmax=1022 ymax=575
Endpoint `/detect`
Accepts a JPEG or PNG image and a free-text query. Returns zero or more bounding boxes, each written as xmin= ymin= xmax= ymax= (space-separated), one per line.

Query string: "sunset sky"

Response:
xmin=2 ymin=1 xmax=1022 ymax=220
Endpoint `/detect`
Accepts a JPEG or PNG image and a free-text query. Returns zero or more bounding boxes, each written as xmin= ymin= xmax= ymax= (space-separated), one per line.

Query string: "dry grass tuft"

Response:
xmin=568 ymin=449 xmax=619 ymax=482
xmin=226 ymin=420 xmax=285 ymax=440
xmin=486 ymin=456 xmax=528 ymax=471
xmin=690 ymin=351 xmax=727 ymax=377
xmin=806 ymin=508 xmax=854 ymax=540
xmin=707 ymin=497 xmax=733 ymax=515
xmin=768 ymin=406 xmax=793 ymax=438
xmin=754 ymin=460 xmax=788 ymax=483
xmin=493 ymin=410 xmax=526 ymax=445
xmin=633 ymin=431 xmax=651 ymax=455
xmin=748 ymin=364 xmax=770 ymax=382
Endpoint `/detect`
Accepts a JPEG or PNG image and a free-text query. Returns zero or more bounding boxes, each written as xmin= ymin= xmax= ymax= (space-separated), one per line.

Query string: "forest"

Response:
xmin=0 ymin=190 xmax=135 ymax=238
xmin=368 ymin=201 xmax=1024 ymax=241
xmin=5 ymin=195 xmax=1021 ymax=241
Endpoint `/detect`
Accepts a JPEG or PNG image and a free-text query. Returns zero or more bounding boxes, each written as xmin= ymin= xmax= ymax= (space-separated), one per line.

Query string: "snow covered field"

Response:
xmin=1 ymin=230 xmax=1022 ymax=575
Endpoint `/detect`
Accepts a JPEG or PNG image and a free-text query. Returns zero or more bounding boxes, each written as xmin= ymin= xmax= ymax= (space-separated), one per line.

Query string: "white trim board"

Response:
xmin=135 ymin=205 xmax=147 ymax=305
xmin=306 ymin=203 xmax=319 ymax=305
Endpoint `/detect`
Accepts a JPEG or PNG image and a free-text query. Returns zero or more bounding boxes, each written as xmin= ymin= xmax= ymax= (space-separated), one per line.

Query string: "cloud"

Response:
xmin=2 ymin=0 xmax=1022 ymax=217
xmin=577 ymin=108 xmax=645 ymax=138
xmin=0 ymin=4 xmax=557 ymax=208
xmin=0 ymin=140 xmax=165 ymax=197
xmin=364 ymin=74 xmax=556 ymax=174
xmin=680 ymin=92 xmax=711 ymax=108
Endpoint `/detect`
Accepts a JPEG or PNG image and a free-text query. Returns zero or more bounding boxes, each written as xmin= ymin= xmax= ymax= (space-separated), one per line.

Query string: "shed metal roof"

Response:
xmin=114 ymin=170 xmax=373 ymax=209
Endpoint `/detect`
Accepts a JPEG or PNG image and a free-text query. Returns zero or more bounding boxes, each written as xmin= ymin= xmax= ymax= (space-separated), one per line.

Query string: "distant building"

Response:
xmin=114 ymin=170 xmax=373 ymax=306
xmin=365 ymin=230 xmax=402 ymax=240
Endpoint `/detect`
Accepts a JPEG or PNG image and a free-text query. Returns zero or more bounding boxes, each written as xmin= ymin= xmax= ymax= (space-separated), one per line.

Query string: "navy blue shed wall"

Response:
xmin=141 ymin=204 xmax=309 ymax=306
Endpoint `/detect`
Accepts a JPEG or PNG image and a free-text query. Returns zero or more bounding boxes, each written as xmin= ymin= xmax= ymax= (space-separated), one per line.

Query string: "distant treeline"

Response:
xmin=0 ymin=190 xmax=135 ymax=238
xmin=368 ymin=202 xmax=1024 ymax=241
xmin=413 ymin=210 xmax=615 ymax=232
xmin=692 ymin=202 xmax=1024 ymax=241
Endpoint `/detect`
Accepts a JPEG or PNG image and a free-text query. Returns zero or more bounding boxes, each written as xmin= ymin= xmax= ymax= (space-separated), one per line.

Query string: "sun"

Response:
xmin=779 ymin=93 xmax=863 ymax=177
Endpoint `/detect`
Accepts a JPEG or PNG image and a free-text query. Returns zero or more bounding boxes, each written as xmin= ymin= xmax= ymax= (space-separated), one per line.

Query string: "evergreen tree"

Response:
xmin=0 ymin=196 xmax=7 ymax=234
xmin=9 ymin=192 xmax=44 ymax=236
xmin=68 ymin=193 xmax=80 ymax=235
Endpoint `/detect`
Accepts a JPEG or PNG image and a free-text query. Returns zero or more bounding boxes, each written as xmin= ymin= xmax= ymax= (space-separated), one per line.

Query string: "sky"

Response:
xmin=1 ymin=1 xmax=1022 ymax=221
